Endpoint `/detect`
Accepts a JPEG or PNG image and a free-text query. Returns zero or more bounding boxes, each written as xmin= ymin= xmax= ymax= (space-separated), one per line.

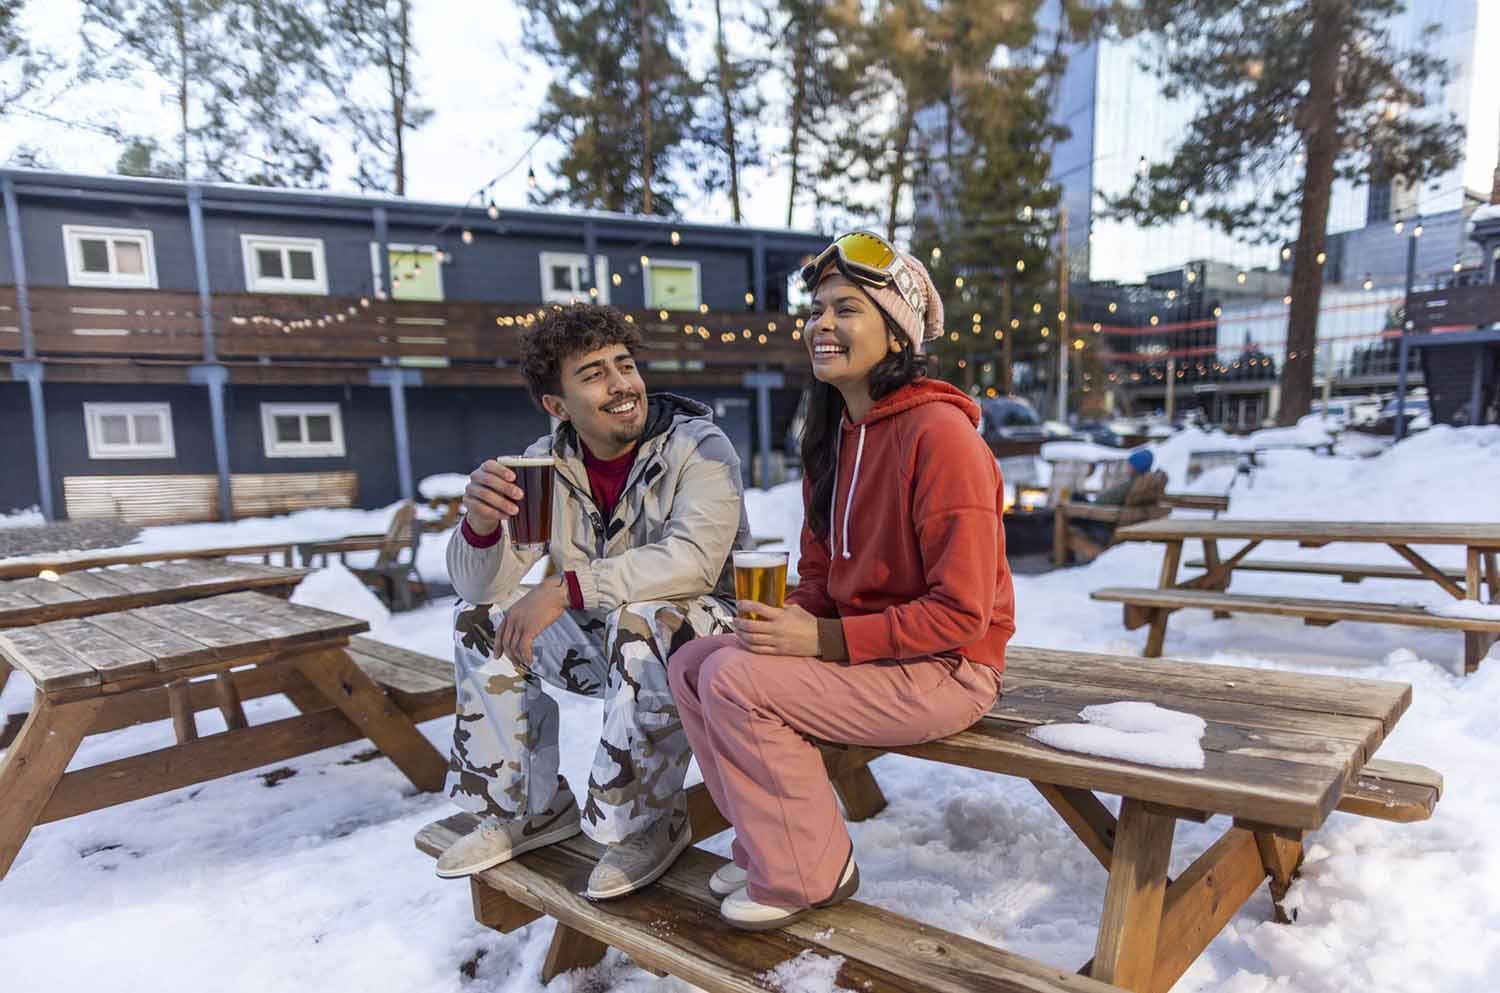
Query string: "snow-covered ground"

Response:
xmin=3 ymin=426 xmax=1500 ymax=992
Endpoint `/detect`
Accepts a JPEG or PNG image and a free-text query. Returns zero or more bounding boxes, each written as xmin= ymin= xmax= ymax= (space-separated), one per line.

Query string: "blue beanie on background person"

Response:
xmin=1127 ymin=449 xmax=1154 ymax=474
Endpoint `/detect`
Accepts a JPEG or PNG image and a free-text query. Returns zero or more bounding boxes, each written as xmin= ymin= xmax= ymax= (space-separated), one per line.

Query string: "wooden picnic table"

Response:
xmin=0 ymin=560 xmax=310 ymax=698
xmin=0 ymin=541 xmax=301 ymax=581
xmin=1095 ymin=519 xmax=1500 ymax=670
xmin=417 ymin=644 xmax=1430 ymax=993
xmin=0 ymin=590 xmax=449 ymax=880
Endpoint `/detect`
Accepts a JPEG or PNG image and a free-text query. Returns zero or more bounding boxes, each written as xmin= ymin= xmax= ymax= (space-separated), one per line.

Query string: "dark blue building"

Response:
xmin=1 ymin=169 xmax=826 ymax=520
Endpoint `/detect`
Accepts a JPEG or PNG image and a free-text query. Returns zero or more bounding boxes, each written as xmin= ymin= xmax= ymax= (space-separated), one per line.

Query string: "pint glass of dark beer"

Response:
xmin=733 ymin=551 xmax=788 ymax=621
xmin=501 ymin=456 xmax=556 ymax=551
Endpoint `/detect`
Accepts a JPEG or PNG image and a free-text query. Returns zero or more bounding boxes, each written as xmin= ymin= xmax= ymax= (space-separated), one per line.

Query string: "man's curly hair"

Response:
xmin=520 ymin=304 xmax=643 ymax=409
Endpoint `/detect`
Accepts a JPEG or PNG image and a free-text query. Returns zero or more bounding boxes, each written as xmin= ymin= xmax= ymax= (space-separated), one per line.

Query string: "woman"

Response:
xmin=667 ymin=231 xmax=1015 ymax=930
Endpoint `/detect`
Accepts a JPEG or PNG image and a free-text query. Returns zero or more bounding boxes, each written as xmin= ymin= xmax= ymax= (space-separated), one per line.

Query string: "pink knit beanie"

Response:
xmin=812 ymin=249 xmax=945 ymax=353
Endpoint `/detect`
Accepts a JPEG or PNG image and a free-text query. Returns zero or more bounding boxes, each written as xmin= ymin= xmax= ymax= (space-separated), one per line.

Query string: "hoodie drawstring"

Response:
xmin=829 ymin=424 xmax=866 ymax=560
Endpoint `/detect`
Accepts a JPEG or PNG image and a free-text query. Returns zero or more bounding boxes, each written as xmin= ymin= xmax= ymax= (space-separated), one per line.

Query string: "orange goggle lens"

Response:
xmin=802 ymin=230 xmax=899 ymax=286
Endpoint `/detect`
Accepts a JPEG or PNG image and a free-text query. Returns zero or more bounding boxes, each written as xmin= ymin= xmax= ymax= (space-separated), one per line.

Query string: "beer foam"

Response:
xmin=498 ymin=456 xmax=557 ymax=467
xmin=733 ymin=552 xmax=788 ymax=568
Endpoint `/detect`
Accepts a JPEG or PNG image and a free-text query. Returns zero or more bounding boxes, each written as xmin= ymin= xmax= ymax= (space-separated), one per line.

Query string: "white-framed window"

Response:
xmin=540 ymin=252 xmax=610 ymax=305
xmin=370 ymin=242 xmax=445 ymax=301
xmin=84 ymin=402 xmax=175 ymax=459
xmin=63 ymin=225 xmax=158 ymax=289
xmin=643 ymin=259 xmax=701 ymax=311
xmin=241 ymin=234 xmax=328 ymax=294
xmin=260 ymin=403 xmax=345 ymax=458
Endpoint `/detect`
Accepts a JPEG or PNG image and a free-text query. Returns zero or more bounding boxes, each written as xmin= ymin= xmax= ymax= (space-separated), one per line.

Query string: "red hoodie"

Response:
xmin=787 ymin=379 xmax=1015 ymax=673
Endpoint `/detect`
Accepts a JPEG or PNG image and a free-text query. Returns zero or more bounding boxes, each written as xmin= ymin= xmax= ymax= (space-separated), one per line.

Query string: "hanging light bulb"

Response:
xmin=1283 ymin=294 xmax=1293 ymax=305
xmin=611 ymin=273 xmax=621 ymax=286
xmin=1316 ymin=251 xmax=1326 ymax=264
xmin=671 ymin=230 xmax=681 ymax=245
xmin=1453 ymin=257 xmax=1463 ymax=274
xmin=1137 ymin=155 xmax=1149 ymax=176
xmin=1186 ymin=269 xmax=1198 ymax=282
xmin=954 ymin=276 xmax=965 ymax=289
xmin=1281 ymin=246 xmax=1292 ymax=261
xmin=462 ymin=229 xmax=474 ymax=245
xmin=1413 ymin=222 xmax=1424 ymax=238
xmin=698 ymin=303 xmax=709 ymax=314
xmin=1167 ymin=289 xmax=1177 ymax=300
xmin=1040 ymin=326 xmax=1050 ymax=337
xmin=1363 ymin=274 xmax=1374 ymax=290
xmin=1022 ymin=204 xmax=1033 ymax=221
xmin=1394 ymin=220 xmax=1405 ymax=234
xmin=744 ymin=291 xmax=755 ymax=306
xmin=487 ymin=200 xmax=499 ymax=221
xmin=1108 ymin=301 xmax=1117 ymax=313
xmin=1033 ymin=302 xmax=1042 ymax=314
xmin=1178 ymin=198 xmax=1189 ymax=213
xmin=1213 ymin=306 xmax=1223 ymax=317
xmin=640 ymin=254 xmax=650 ymax=266
xmin=930 ymin=246 xmax=942 ymax=261
xmin=1150 ymin=315 xmax=1159 ymax=326
xmin=1236 ymin=270 xmax=1247 ymax=284
xmin=527 ymin=166 xmax=537 ymax=188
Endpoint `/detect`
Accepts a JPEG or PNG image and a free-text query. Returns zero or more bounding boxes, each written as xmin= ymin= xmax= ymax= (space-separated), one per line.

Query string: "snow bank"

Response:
xmin=1040 ymin=441 xmax=1128 ymax=464
xmin=289 ymin=563 xmax=391 ymax=634
xmin=0 ymin=506 xmax=46 ymax=528
xmin=1030 ymin=702 xmax=1207 ymax=770
xmin=417 ymin=473 xmax=468 ymax=500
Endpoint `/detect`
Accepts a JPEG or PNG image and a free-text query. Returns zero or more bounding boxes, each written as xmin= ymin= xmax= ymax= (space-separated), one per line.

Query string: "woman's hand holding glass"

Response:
xmin=734 ymin=601 xmax=821 ymax=657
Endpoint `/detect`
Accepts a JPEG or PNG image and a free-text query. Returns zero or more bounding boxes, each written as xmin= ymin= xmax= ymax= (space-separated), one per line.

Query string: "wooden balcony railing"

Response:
xmin=0 ymin=286 xmax=809 ymax=368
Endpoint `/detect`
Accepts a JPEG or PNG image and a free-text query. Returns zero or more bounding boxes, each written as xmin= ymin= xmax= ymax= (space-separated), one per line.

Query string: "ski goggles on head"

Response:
xmin=802 ymin=230 xmax=927 ymax=325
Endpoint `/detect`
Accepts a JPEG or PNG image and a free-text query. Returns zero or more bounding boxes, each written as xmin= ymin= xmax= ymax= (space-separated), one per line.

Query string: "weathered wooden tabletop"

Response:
xmin=0 ymin=589 xmax=364 ymax=695
xmin=1117 ymin=518 xmax=1500 ymax=547
xmin=0 ymin=560 xmax=311 ymax=629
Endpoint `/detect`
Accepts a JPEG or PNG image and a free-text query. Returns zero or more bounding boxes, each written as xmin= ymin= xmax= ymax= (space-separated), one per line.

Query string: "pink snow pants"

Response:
xmin=667 ymin=634 xmax=1002 ymax=908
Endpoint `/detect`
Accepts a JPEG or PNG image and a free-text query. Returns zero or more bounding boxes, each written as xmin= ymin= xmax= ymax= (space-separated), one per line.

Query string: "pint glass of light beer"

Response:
xmin=733 ymin=550 xmax=788 ymax=621
xmin=500 ymin=456 xmax=557 ymax=551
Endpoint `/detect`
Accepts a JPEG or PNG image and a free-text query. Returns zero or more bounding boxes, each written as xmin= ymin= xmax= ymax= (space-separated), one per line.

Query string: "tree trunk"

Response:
xmin=713 ymin=0 xmax=740 ymax=222
xmin=637 ymin=0 xmax=654 ymax=215
xmin=885 ymin=106 xmax=915 ymax=241
xmin=175 ymin=3 xmax=189 ymax=179
xmin=1279 ymin=0 xmax=1347 ymax=425
xmin=393 ymin=0 xmax=410 ymax=196
xmin=785 ymin=18 xmax=811 ymax=227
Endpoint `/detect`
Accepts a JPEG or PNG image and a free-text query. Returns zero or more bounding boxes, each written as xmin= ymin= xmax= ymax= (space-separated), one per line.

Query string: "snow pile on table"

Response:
xmin=1030 ymin=701 xmax=1207 ymax=770
xmin=418 ymin=473 xmax=468 ymax=500
xmin=762 ymin=951 xmax=850 ymax=993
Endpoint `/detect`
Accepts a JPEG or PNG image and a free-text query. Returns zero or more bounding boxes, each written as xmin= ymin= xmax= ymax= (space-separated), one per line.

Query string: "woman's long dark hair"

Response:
xmin=801 ymin=314 xmax=929 ymax=542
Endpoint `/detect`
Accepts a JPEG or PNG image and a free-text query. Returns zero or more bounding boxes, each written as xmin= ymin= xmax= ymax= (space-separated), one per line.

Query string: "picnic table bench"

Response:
xmin=0 ymin=591 xmax=451 ymax=880
xmin=417 ymin=644 xmax=1435 ymax=993
xmin=1093 ymin=519 xmax=1500 ymax=671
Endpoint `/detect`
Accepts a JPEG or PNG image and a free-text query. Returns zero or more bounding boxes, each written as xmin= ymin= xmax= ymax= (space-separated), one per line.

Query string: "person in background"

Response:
xmin=667 ymin=232 xmax=1015 ymax=930
xmin=435 ymin=304 xmax=749 ymax=901
xmin=1096 ymin=448 xmax=1155 ymax=506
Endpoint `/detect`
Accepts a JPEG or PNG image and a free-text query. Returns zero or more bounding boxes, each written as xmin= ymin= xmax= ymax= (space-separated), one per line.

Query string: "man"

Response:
xmin=436 ymin=303 xmax=749 ymax=901
xmin=1075 ymin=448 xmax=1157 ymax=552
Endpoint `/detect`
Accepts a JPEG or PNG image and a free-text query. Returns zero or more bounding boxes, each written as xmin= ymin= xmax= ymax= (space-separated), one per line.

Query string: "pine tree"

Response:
xmin=699 ymin=0 xmax=765 ymax=223
xmin=323 ymin=0 xmax=432 ymax=195
xmin=1102 ymin=0 xmax=1464 ymax=424
xmin=80 ymin=0 xmax=330 ymax=187
xmin=0 ymin=0 xmax=61 ymax=119
xmin=524 ymin=0 xmax=701 ymax=216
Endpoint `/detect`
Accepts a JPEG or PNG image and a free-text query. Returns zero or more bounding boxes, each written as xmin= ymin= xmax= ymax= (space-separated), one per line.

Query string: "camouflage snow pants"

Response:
xmin=446 ymin=593 xmax=734 ymax=844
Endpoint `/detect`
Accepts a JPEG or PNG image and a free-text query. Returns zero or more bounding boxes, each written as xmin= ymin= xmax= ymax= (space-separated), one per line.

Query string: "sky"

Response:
xmin=4 ymin=0 xmax=809 ymax=231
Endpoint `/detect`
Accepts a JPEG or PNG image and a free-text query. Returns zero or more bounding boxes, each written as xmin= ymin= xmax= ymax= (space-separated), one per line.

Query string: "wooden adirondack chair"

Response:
xmin=298 ymin=501 xmax=426 ymax=610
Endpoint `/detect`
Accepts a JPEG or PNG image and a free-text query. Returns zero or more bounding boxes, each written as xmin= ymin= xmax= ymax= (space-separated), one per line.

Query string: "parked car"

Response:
xmin=979 ymin=397 xmax=1047 ymax=457
xmin=1374 ymin=396 xmax=1431 ymax=435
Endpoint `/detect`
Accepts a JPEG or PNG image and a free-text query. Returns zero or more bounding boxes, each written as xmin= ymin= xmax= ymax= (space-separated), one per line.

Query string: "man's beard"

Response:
xmin=609 ymin=420 xmax=646 ymax=447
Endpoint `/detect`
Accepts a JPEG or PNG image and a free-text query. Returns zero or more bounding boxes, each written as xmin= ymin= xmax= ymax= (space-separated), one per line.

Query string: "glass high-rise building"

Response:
xmin=1044 ymin=0 xmax=1500 ymax=286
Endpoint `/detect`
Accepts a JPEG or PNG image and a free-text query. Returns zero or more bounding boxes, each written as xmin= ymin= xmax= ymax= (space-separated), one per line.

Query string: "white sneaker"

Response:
xmin=709 ymin=861 xmax=749 ymax=897
xmin=720 ymin=853 xmax=859 ymax=931
xmin=435 ymin=785 xmax=582 ymax=878
xmin=585 ymin=802 xmax=692 ymax=901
